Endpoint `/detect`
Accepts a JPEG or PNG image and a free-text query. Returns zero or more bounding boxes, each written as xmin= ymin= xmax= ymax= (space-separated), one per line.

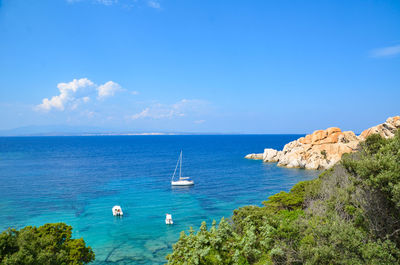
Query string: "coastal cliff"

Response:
xmin=245 ymin=116 xmax=400 ymax=169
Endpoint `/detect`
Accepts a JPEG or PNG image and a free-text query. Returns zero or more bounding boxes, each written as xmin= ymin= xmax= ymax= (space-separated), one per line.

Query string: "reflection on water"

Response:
xmin=171 ymin=185 xmax=194 ymax=193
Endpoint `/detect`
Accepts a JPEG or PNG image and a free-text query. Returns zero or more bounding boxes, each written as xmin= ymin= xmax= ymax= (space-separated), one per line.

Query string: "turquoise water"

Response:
xmin=0 ymin=135 xmax=318 ymax=264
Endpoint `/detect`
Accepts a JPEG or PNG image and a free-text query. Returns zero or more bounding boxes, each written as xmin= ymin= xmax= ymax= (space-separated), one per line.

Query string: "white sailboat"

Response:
xmin=171 ymin=151 xmax=194 ymax=186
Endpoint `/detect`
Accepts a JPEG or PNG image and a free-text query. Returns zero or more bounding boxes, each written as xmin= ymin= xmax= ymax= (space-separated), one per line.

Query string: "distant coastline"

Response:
xmin=0 ymin=132 xmax=283 ymax=137
xmin=0 ymin=125 xmax=306 ymax=137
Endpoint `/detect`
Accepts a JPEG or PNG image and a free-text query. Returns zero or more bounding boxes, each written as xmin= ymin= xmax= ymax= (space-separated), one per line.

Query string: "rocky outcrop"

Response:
xmin=263 ymin=149 xmax=281 ymax=162
xmin=275 ymin=128 xmax=359 ymax=169
xmin=244 ymin=153 xmax=263 ymax=160
xmin=245 ymin=116 xmax=400 ymax=170
xmin=359 ymin=116 xmax=400 ymax=140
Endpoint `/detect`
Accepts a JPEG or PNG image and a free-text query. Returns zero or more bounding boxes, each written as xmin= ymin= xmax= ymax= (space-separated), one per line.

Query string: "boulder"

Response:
xmin=359 ymin=116 xmax=400 ymax=140
xmin=244 ymin=153 xmax=263 ymax=160
xmin=263 ymin=148 xmax=281 ymax=162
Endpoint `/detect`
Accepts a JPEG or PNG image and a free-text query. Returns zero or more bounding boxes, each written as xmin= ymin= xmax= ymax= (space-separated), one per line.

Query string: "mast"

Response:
xmin=172 ymin=152 xmax=180 ymax=182
xmin=179 ymin=150 xmax=182 ymax=179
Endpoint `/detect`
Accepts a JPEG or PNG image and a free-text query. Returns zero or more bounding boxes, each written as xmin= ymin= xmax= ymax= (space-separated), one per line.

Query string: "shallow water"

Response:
xmin=0 ymin=135 xmax=318 ymax=264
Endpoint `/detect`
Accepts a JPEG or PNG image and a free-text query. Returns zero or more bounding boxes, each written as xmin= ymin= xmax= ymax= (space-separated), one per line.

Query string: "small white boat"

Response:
xmin=112 ymin=205 xmax=123 ymax=216
xmin=165 ymin=213 xmax=173 ymax=224
xmin=171 ymin=151 xmax=194 ymax=186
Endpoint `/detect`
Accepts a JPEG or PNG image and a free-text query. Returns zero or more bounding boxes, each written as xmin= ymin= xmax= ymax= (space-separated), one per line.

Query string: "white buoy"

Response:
xmin=165 ymin=213 xmax=173 ymax=224
xmin=112 ymin=205 xmax=123 ymax=216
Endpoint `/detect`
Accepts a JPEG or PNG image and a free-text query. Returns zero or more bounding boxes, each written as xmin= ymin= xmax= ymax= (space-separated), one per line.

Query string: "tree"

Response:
xmin=0 ymin=223 xmax=95 ymax=265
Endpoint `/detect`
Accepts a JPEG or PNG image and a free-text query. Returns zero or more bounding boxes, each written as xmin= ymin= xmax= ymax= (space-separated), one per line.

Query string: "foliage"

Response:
xmin=321 ymin=150 xmax=327 ymax=159
xmin=262 ymin=180 xmax=314 ymax=212
xmin=0 ymin=223 xmax=95 ymax=265
xmin=343 ymin=130 xmax=400 ymax=208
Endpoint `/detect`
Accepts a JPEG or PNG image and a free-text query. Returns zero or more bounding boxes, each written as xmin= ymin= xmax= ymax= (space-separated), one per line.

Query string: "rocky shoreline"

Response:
xmin=245 ymin=116 xmax=400 ymax=170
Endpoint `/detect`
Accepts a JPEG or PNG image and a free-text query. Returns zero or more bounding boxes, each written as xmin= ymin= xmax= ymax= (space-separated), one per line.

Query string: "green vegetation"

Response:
xmin=320 ymin=150 xmax=327 ymax=159
xmin=0 ymin=223 xmax=94 ymax=265
xmin=167 ymin=130 xmax=400 ymax=264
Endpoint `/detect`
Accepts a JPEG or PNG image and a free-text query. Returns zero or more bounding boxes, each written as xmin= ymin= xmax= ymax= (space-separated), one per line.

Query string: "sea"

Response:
xmin=0 ymin=135 xmax=319 ymax=264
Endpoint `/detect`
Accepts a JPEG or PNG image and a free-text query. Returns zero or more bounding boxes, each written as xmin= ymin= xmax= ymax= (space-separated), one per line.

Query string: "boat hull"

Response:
xmin=171 ymin=180 xmax=194 ymax=186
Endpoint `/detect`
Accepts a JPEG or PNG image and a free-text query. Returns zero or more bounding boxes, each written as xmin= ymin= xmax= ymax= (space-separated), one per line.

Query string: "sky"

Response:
xmin=0 ymin=0 xmax=399 ymax=134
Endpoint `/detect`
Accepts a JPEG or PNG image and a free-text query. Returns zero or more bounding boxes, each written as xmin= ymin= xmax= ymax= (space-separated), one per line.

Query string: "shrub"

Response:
xmin=0 ymin=223 xmax=94 ymax=265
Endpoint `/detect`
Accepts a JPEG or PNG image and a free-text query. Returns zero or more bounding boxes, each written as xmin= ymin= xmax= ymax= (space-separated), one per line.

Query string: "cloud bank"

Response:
xmin=34 ymin=79 xmax=209 ymax=129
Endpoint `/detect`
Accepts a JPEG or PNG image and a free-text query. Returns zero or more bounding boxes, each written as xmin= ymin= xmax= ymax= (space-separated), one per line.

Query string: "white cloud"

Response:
xmin=194 ymin=120 xmax=205 ymax=124
xmin=370 ymin=44 xmax=400 ymax=58
xmin=131 ymin=91 xmax=139 ymax=95
xmin=36 ymin=78 xmax=94 ymax=111
xmin=130 ymin=104 xmax=183 ymax=119
xmin=36 ymin=78 xmax=122 ymax=112
xmin=130 ymin=99 xmax=207 ymax=120
xmin=97 ymin=81 xmax=122 ymax=99
xmin=96 ymin=0 xmax=117 ymax=5
xmin=148 ymin=0 xmax=160 ymax=9
xmin=130 ymin=107 xmax=151 ymax=119
xmin=81 ymin=110 xmax=96 ymax=118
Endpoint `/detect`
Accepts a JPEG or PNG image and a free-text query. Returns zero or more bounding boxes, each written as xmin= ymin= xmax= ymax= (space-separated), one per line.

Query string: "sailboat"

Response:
xmin=171 ymin=151 xmax=194 ymax=186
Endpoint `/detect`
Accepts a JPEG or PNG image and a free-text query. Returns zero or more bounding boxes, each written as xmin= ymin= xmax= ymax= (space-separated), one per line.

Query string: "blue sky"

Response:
xmin=0 ymin=0 xmax=399 ymax=133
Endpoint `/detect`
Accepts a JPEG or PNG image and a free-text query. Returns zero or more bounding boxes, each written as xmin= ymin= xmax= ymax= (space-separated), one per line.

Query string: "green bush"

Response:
xmin=262 ymin=180 xmax=315 ymax=212
xmin=0 ymin=223 xmax=94 ymax=265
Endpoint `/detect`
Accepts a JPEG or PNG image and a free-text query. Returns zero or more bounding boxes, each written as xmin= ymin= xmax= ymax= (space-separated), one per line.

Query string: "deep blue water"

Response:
xmin=0 ymin=135 xmax=318 ymax=264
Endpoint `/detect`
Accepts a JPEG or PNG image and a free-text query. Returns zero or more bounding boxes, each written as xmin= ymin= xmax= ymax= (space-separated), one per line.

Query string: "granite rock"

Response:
xmin=245 ymin=116 xmax=400 ymax=170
